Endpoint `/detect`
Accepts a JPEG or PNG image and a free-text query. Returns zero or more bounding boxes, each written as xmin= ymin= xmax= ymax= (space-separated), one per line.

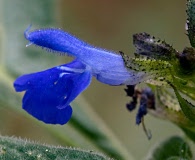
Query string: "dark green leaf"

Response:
xmin=186 ymin=0 xmax=195 ymax=47
xmin=171 ymin=83 xmax=195 ymax=123
xmin=147 ymin=136 xmax=192 ymax=160
xmin=180 ymin=127 xmax=195 ymax=143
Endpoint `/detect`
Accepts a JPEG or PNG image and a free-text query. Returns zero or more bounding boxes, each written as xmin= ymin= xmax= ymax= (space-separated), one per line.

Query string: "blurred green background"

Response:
xmin=0 ymin=0 xmax=189 ymax=159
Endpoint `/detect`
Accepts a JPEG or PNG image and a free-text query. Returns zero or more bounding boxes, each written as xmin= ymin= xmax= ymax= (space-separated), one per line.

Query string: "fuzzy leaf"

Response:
xmin=0 ymin=135 xmax=111 ymax=160
xmin=186 ymin=0 xmax=195 ymax=47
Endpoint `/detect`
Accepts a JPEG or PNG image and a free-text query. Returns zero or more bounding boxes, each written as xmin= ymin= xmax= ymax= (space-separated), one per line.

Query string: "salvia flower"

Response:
xmin=14 ymin=26 xmax=137 ymax=125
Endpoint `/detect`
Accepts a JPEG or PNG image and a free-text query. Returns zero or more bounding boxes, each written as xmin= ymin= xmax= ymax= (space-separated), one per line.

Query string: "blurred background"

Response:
xmin=0 ymin=0 xmax=190 ymax=159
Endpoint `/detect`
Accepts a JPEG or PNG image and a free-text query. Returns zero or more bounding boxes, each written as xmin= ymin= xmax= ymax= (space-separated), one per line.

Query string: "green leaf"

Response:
xmin=147 ymin=136 xmax=192 ymax=160
xmin=171 ymin=83 xmax=195 ymax=123
xmin=180 ymin=127 xmax=195 ymax=143
xmin=0 ymin=135 xmax=111 ymax=160
xmin=149 ymin=86 xmax=195 ymax=143
xmin=186 ymin=0 xmax=195 ymax=47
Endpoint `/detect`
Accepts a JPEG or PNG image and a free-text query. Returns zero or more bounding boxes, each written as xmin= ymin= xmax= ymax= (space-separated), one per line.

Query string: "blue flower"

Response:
xmin=14 ymin=27 xmax=134 ymax=125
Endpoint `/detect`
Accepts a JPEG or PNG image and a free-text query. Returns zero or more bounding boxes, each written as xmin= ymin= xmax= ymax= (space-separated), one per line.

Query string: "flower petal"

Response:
xmin=23 ymin=88 xmax=73 ymax=124
xmin=25 ymin=27 xmax=134 ymax=85
xmin=14 ymin=60 xmax=86 ymax=92
xmin=14 ymin=60 xmax=92 ymax=124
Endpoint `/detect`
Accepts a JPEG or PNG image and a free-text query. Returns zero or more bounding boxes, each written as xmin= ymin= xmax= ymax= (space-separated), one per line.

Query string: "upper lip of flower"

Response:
xmin=24 ymin=26 xmax=137 ymax=85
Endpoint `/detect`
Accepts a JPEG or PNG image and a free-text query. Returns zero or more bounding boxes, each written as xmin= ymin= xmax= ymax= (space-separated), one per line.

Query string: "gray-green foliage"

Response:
xmin=0 ymin=136 xmax=111 ymax=160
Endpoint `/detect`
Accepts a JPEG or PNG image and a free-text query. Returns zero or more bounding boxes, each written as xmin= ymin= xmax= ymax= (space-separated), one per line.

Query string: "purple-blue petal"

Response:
xmin=23 ymin=89 xmax=73 ymax=125
xmin=14 ymin=59 xmax=86 ymax=92
xmin=13 ymin=60 xmax=92 ymax=124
